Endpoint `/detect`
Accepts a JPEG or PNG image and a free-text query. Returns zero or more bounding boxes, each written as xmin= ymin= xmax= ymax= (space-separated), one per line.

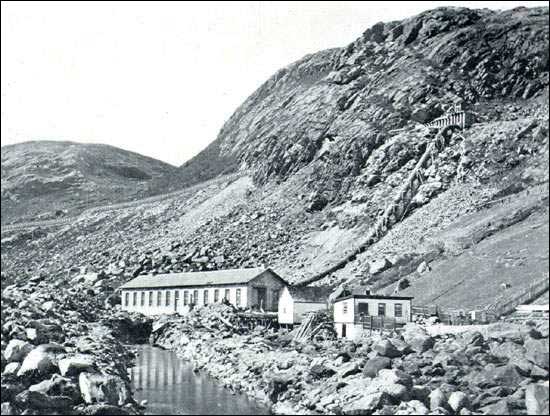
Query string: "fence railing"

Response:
xmin=355 ymin=315 xmax=400 ymax=331
xmin=487 ymin=275 xmax=550 ymax=318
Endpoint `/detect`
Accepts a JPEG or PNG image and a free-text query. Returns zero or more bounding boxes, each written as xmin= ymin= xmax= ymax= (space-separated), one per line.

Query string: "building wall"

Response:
xmin=334 ymin=297 xmax=412 ymax=339
xmin=277 ymin=287 xmax=327 ymax=324
xmin=247 ymin=271 xmax=287 ymax=311
xmin=121 ymin=285 xmax=249 ymax=316
xmin=354 ymin=298 xmax=411 ymax=324
xmin=333 ymin=298 xmax=355 ymax=324
xmin=278 ymin=287 xmax=295 ymax=324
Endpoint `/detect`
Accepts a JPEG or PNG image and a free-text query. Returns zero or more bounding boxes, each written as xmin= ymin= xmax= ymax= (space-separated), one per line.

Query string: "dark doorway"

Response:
xmin=342 ymin=324 xmax=347 ymax=338
xmin=256 ymin=287 xmax=267 ymax=310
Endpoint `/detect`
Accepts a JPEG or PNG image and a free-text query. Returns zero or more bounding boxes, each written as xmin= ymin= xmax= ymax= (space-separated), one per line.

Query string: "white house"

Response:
xmin=119 ymin=268 xmax=288 ymax=316
xmin=278 ymin=286 xmax=332 ymax=325
xmin=334 ymin=292 xmax=413 ymax=339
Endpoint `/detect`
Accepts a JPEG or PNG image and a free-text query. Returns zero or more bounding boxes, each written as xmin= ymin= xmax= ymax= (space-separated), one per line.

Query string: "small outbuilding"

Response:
xmin=334 ymin=291 xmax=413 ymax=339
xmin=278 ymin=286 xmax=332 ymax=326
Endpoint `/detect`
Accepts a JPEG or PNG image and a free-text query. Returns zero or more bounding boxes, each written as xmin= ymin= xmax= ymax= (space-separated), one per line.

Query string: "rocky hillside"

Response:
xmin=1 ymin=141 xmax=178 ymax=224
xmin=1 ymin=6 xmax=548 ymax=314
xmin=179 ymin=6 xmax=549 ymax=197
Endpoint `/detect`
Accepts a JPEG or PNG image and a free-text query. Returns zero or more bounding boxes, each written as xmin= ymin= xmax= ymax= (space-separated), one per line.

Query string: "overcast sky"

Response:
xmin=2 ymin=1 xmax=547 ymax=165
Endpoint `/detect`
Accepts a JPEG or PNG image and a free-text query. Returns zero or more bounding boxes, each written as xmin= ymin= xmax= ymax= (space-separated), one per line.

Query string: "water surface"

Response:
xmin=130 ymin=344 xmax=270 ymax=415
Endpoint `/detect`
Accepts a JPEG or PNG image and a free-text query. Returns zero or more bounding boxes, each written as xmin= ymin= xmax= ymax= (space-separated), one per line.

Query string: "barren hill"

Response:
xmin=1 ymin=141 xmax=178 ymax=224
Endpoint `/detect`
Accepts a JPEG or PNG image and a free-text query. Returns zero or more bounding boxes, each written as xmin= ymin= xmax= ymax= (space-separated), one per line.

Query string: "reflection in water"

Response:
xmin=130 ymin=345 xmax=270 ymax=415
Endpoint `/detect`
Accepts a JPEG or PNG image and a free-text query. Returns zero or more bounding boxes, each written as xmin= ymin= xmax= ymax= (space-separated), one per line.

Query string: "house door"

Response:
xmin=256 ymin=287 xmax=267 ymax=310
xmin=342 ymin=324 xmax=347 ymax=338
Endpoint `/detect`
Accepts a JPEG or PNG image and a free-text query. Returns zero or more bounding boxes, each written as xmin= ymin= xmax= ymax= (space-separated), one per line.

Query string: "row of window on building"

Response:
xmin=342 ymin=302 xmax=404 ymax=318
xmin=123 ymin=288 xmax=242 ymax=308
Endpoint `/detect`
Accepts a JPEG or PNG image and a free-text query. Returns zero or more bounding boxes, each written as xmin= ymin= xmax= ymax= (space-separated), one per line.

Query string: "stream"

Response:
xmin=130 ymin=344 xmax=270 ymax=415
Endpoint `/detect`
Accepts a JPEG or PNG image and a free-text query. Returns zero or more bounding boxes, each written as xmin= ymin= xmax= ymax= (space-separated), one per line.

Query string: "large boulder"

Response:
xmin=58 ymin=355 xmax=95 ymax=377
xmin=363 ymin=356 xmax=392 ymax=378
xmin=78 ymin=372 xmax=131 ymax=406
xmin=17 ymin=344 xmax=64 ymax=378
xmin=524 ymin=338 xmax=549 ymax=370
xmin=342 ymin=392 xmax=391 ymax=415
xmin=4 ymin=340 xmax=33 ymax=363
xmin=448 ymin=391 xmax=470 ymax=413
xmin=373 ymin=339 xmax=402 ymax=358
xmin=525 ymin=382 xmax=549 ymax=415
xmin=29 ymin=374 xmax=80 ymax=402
xmin=408 ymin=334 xmax=435 ymax=354
xmin=429 ymin=388 xmax=448 ymax=411
xmin=14 ymin=390 xmax=73 ymax=412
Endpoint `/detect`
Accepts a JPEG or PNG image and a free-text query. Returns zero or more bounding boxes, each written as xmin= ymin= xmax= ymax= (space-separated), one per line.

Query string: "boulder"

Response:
xmin=524 ymin=338 xmax=549 ymax=370
xmin=4 ymin=340 xmax=33 ymax=363
xmin=29 ymin=374 xmax=81 ymax=402
xmin=58 ymin=355 xmax=95 ymax=377
xmin=309 ymin=364 xmax=336 ymax=379
xmin=394 ymin=399 xmax=429 ymax=415
xmin=373 ymin=339 xmax=402 ymax=358
xmin=377 ymin=369 xmax=413 ymax=389
xmin=17 ymin=345 xmax=61 ymax=378
xmin=525 ymin=382 xmax=549 ymax=415
xmin=480 ymin=400 xmax=510 ymax=415
xmin=79 ymin=372 xmax=131 ymax=406
xmin=369 ymin=258 xmax=392 ymax=275
xmin=337 ymin=361 xmax=362 ymax=378
xmin=408 ymin=334 xmax=435 ymax=353
xmin=429 ymin=388 xmax=447 ymax=411
xmin=448 ymin=391 xmax=470 ymax=412
xmin=342 ymin=392 xmax=391 ymax=415
xmin=14 ymin=390 xmax=73 ymax=411
xmin=80 ymin=404 xmax=131 ymax=415
xmin=363 ymin=356 xmax=392 ymax=378
xmin=2 ymin=362 xmax=20 ymax=376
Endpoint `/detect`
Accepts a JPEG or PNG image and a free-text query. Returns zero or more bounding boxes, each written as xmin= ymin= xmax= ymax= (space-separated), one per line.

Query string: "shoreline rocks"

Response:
xmin=150 ymin=306 xmax=549 ymax=415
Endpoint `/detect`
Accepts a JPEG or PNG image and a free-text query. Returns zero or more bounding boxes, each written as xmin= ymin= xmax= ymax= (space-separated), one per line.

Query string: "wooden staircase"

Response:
xmin=296 ymin=124 xmax=463 ymax=288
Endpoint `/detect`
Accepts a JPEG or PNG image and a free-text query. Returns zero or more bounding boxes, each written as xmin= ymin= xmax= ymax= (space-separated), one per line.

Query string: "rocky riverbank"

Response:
xmin=151 ymin=304 xmax=549 ymax=415
xmin=0 ymin=274 xmax=151 ymax=415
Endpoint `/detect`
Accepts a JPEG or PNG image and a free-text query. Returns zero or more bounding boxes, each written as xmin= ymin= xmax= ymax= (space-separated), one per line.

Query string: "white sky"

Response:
xmin=2 ymin=1 xmax=547 ymax=166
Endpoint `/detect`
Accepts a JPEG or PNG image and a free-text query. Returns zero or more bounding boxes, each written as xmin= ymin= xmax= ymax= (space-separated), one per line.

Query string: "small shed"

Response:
xmin=278 ymin=286 xmax=332 ymax=325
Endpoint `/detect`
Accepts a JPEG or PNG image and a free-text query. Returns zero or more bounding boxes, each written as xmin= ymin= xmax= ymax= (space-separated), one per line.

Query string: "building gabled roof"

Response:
xmin=120 ymin=267 xmax=286 ymax=289
xmin=287 ymin=286 xmax=333 ymax=303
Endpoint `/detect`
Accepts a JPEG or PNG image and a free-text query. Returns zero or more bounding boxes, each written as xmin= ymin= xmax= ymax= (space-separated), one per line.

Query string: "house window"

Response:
xmin=358 ymin=302 xmax=369 ymax=316
xmin=343 ymin=302 xmax=348 ymax=314
xmin=193 ymin=290 xmax=199 ymax=304
xmin=133 ymin=292 xmax=137 ymax=306
xmin=395 ymin=303 xmax=403 ymax=318
xmin=204 ymin=290 xmax=209 ymax=305
xmin=183 ymin=291 xmax=189 ymax=306
xmin=175 ymin=290 xmax=180 ymax=306
xmin=166 ymin=291 xmax=172 ymax=306
xmin=236 ymin=289 xmax=241 ymax=306
xmin=157 ymin=291 xmax=162 ymax=306
xmin=225 ymin=289 xmax=230 ymax=301
xmin=149 ymin=291 xmax=153 ymax=307
xmin=125 ymin=292 xmax=129 ymax=307
xmin=214 ymin=289 xmax=219 ymax=303
xmin=378 ymin=303 xmax=386 ymax=317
